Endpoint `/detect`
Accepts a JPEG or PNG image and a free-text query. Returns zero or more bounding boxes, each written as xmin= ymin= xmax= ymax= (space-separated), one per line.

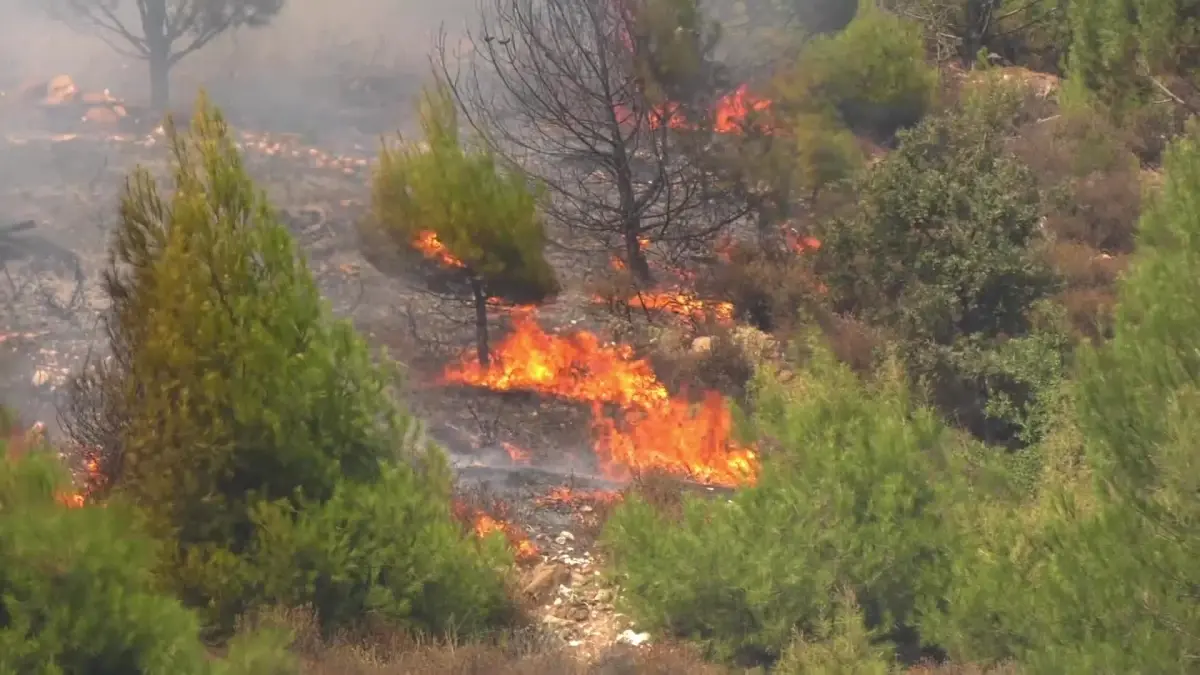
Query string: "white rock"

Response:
xmin=617 ymin=630 xmax=651 ymax=647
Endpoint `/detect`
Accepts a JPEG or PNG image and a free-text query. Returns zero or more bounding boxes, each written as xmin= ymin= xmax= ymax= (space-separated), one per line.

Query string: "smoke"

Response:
xmin=0 ymin=0 xmax=479 ymax=138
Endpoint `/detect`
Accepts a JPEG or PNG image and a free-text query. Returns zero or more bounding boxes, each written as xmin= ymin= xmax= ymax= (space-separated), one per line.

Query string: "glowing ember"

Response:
xmin=593 ymin=392 xmax=757 ymax=487
xmin=502 ymin=441 xmax=532 ymax=464
xmin=443 ymin=312 xmax=670 ymax=410
xmin=412 ymin=230 xmax=465 ymax=268
xmin=454 ymin=501 xmax=540 ymax=562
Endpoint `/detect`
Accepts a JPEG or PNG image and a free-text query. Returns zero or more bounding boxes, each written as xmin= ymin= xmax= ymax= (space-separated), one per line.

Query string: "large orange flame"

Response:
xmin=442 ymin=312 xmax=758 ymax=486
xmin=443 ymin=312 xmax=670 ymax=410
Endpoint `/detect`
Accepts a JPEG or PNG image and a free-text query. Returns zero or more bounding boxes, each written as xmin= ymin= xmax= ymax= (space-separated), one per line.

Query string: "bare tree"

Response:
xmin=49 ymin=0 xmax=285 ymax=111
xmin=435 ymin=0 xmax=743 ymax=283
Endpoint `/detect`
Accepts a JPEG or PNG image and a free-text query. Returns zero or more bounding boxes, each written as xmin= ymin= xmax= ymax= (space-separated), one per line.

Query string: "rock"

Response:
xmin=593 ymin=588 xmax=613 ymax=604
xmin=521 ymin=562 xmax=567 ymax=600
xmin=690 ymin=335 xmax=713 ymax=353
xmin=555 ymin=530 xmax=575 ymax=545
xmin=617 ymin=629 xmax=651 ymax=647
xmin=569 ymin=604 xmax=590 ymax=621
xmin=82 ymin=107 xmax=122 ymax=126
xmin=44 ymin=75 xmax=78 ymax=105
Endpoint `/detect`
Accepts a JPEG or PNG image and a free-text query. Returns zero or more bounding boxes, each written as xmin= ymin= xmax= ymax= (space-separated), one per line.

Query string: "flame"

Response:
xmin=604 ymin=289 xmax=734 ymax=322
xmin=454 ymin=500 xmax=540 ymax=561
xmin=443 ymin=312 xmax=670 ymax=410
xmin=502 ymin=441 xmax=532 ymax=464
xmin=626 ymin=85 xmax=774 ymax=135
xmin=413 ymin=230 xmax=465 ymax=268
xmin=442 ymin=312 xmax=758 ymax=485
xmin=593 ymin=392 xmax=757 ymax=486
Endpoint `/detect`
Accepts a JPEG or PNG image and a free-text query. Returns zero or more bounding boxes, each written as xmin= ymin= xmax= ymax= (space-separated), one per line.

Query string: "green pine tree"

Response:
xmin=62 ymin=94 xmax=439 ymax=629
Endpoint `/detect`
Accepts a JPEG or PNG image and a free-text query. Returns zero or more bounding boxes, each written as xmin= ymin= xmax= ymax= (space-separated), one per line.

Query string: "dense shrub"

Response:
xmin=603 ymin=348 xmax=968 ymax=666
xmin=773 ymin=7 xmax=938 ymax=139
xmin=247 ymin=462 xmax=516 ymax=638
xmin=817 ymin=82 xmax=1067 ymax=446
xmin=926 ymin=130 xmax=1200 ymax=672
xmin=0 ymin=446 xmax=293 ymax=674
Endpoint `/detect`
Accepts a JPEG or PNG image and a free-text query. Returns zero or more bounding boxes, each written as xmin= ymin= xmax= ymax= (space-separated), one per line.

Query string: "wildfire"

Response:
xmin=593 ymin=392 xmax=757 ymax=486
xmin=634 ymin=85 xmax=774 ymax=134
xmin=606 ymin=289 xmax=734 ymax=322
xmin=454 ymin=500 xmax=540 ymax=562
xmin=443 ymin=312 xmax=670 ymax=410
xmin=412 ymin=230 xmax=465 ymax=268
xmin=502 ymin=441 xmax=532 ymax=464
xmin=442 ymin=312 xmax=758 ymax=486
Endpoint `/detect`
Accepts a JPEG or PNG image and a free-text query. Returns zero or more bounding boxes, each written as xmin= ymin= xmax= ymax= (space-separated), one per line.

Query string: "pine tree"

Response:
xmin=371 ymin=79 xmax=559 ymax=367
xmin=62 ymin=94 xmax=433 ymax=625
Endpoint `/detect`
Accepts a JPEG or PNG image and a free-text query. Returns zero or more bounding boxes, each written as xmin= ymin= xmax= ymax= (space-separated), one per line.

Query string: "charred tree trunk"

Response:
xmin=623 ymin=224 xmax=652 ymax=282
xmin=470 ymin=275 xmax=491 ymax=369
xmin=142 ymin=2 xmax=172 ymax=113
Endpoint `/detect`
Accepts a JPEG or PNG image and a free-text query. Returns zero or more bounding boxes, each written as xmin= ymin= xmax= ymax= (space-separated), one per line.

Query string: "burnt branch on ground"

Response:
xmin=434 ymin=0 xmax=745 ymax=284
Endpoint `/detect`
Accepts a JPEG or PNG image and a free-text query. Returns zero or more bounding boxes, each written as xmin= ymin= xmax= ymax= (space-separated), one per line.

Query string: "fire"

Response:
xmin=454 ymin=500 xmax=540 ymax=562
xmin=412 ymin=230 xmax=465 ymax=268
xmin=593 ymin=392 xmax=758 ymax=486
xmin=607 ymin=289 xmax=734 ymax=322
xmin=713 ymin=85 xmax=773 ymax=134
xmin=502 ymin=441 xmax=532 ymax=464
xmin=442 ymin=312 xmax=759 ymax=486
xmin=443 ymin=312 xmax=670 ymax=410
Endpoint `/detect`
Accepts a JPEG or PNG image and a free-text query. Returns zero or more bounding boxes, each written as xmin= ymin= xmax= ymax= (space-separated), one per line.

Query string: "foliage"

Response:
xmin=773 ymin=7 xmax=938 ymax=139
xmin=925 ymin=130 xmax=1200 ymax=672
xmin=628 ymin=0 xmax=727 ymax=109
xmin=603 ymin=348 xmax=966 ymax=666
xmin=372 ymin=80 xmax=558 ymax=303
xmin=1067 ymin=0 xmax=1200 ymax=119
xmin=774 ymin=591 xmax=900 ymax=675
xmin=817 ymin=81 xmax=1065 ymax=446
xmin=61 ymin=94 xmax=447 ymax=632
xmin=246 ymin=462 xmax=516 ymax=638
xmin=0 ymin=448 xmax=294 ymax=675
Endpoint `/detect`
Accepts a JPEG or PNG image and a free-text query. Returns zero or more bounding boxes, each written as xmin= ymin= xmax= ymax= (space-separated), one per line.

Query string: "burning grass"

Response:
xmin=441 ymin=311 xmax=758 ymax=487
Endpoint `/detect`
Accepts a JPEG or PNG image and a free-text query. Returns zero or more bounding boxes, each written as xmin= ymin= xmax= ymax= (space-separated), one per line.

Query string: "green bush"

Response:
xmin=925 ymin=130 xmax=1200 ymax=673
xmin=0 ymin=447 xmax=294 ymax=675
xmin=602 ymin=348 xmax=967 ymax=666
xmin=816 ymin=83 xmax=1066 ymax=447
xmin=246 ymin=462 xmax=517 ymax=638
xmin=774 ymin=6 xmax=937 ymax=138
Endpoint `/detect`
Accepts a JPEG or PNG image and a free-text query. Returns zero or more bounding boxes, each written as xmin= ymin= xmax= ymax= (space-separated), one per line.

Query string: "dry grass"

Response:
xmin=255 ymin=606 xmax=727 ymax=675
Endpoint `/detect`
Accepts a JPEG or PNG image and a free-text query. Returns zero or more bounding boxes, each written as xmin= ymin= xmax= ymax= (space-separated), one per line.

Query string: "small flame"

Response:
xmin=603 ymin=289 xmax=734 ymax=322
xmin=454 ymin=500 xmax=540 ymax=561
xmin=502 ymin=441 xmax=532 ymax=464
xmin=413 ymin=230 xmax=465 ymax=268
xmin=535 ymin=485 xmax=624 ymax=509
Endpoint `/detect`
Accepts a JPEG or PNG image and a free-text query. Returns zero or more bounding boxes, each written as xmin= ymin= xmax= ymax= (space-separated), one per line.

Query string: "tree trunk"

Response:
xmin=470 ymin=276 xmax=491 ymax=369
xmin=623 ymin=227 xmax=653 ymax=282
xmin=148 ymin=50 xmax=171 ymax=113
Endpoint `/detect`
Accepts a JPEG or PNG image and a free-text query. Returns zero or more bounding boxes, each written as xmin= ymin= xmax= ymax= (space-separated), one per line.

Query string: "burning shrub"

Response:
xmin=59 ymin=96 xmax=458 ymax=634
xmin=602 ymin=348 xmax=968 ymax=667
xmin=0 ymin=450 xmax=294 ymax=674
xmin=243 ymin=463 xmax=517 ymax=639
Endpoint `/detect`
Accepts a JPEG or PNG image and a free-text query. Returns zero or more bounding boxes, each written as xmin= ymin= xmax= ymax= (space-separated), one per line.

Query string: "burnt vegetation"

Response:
xmin=4 ymin=0 xmax=1200 ymax=672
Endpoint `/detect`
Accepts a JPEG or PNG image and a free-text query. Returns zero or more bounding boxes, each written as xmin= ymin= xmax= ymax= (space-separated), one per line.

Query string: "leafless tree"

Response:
xmin=48 ymin=0 xmax=285 ymax=111
xmin=434 ymin=0 xmax=744 ymax=283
